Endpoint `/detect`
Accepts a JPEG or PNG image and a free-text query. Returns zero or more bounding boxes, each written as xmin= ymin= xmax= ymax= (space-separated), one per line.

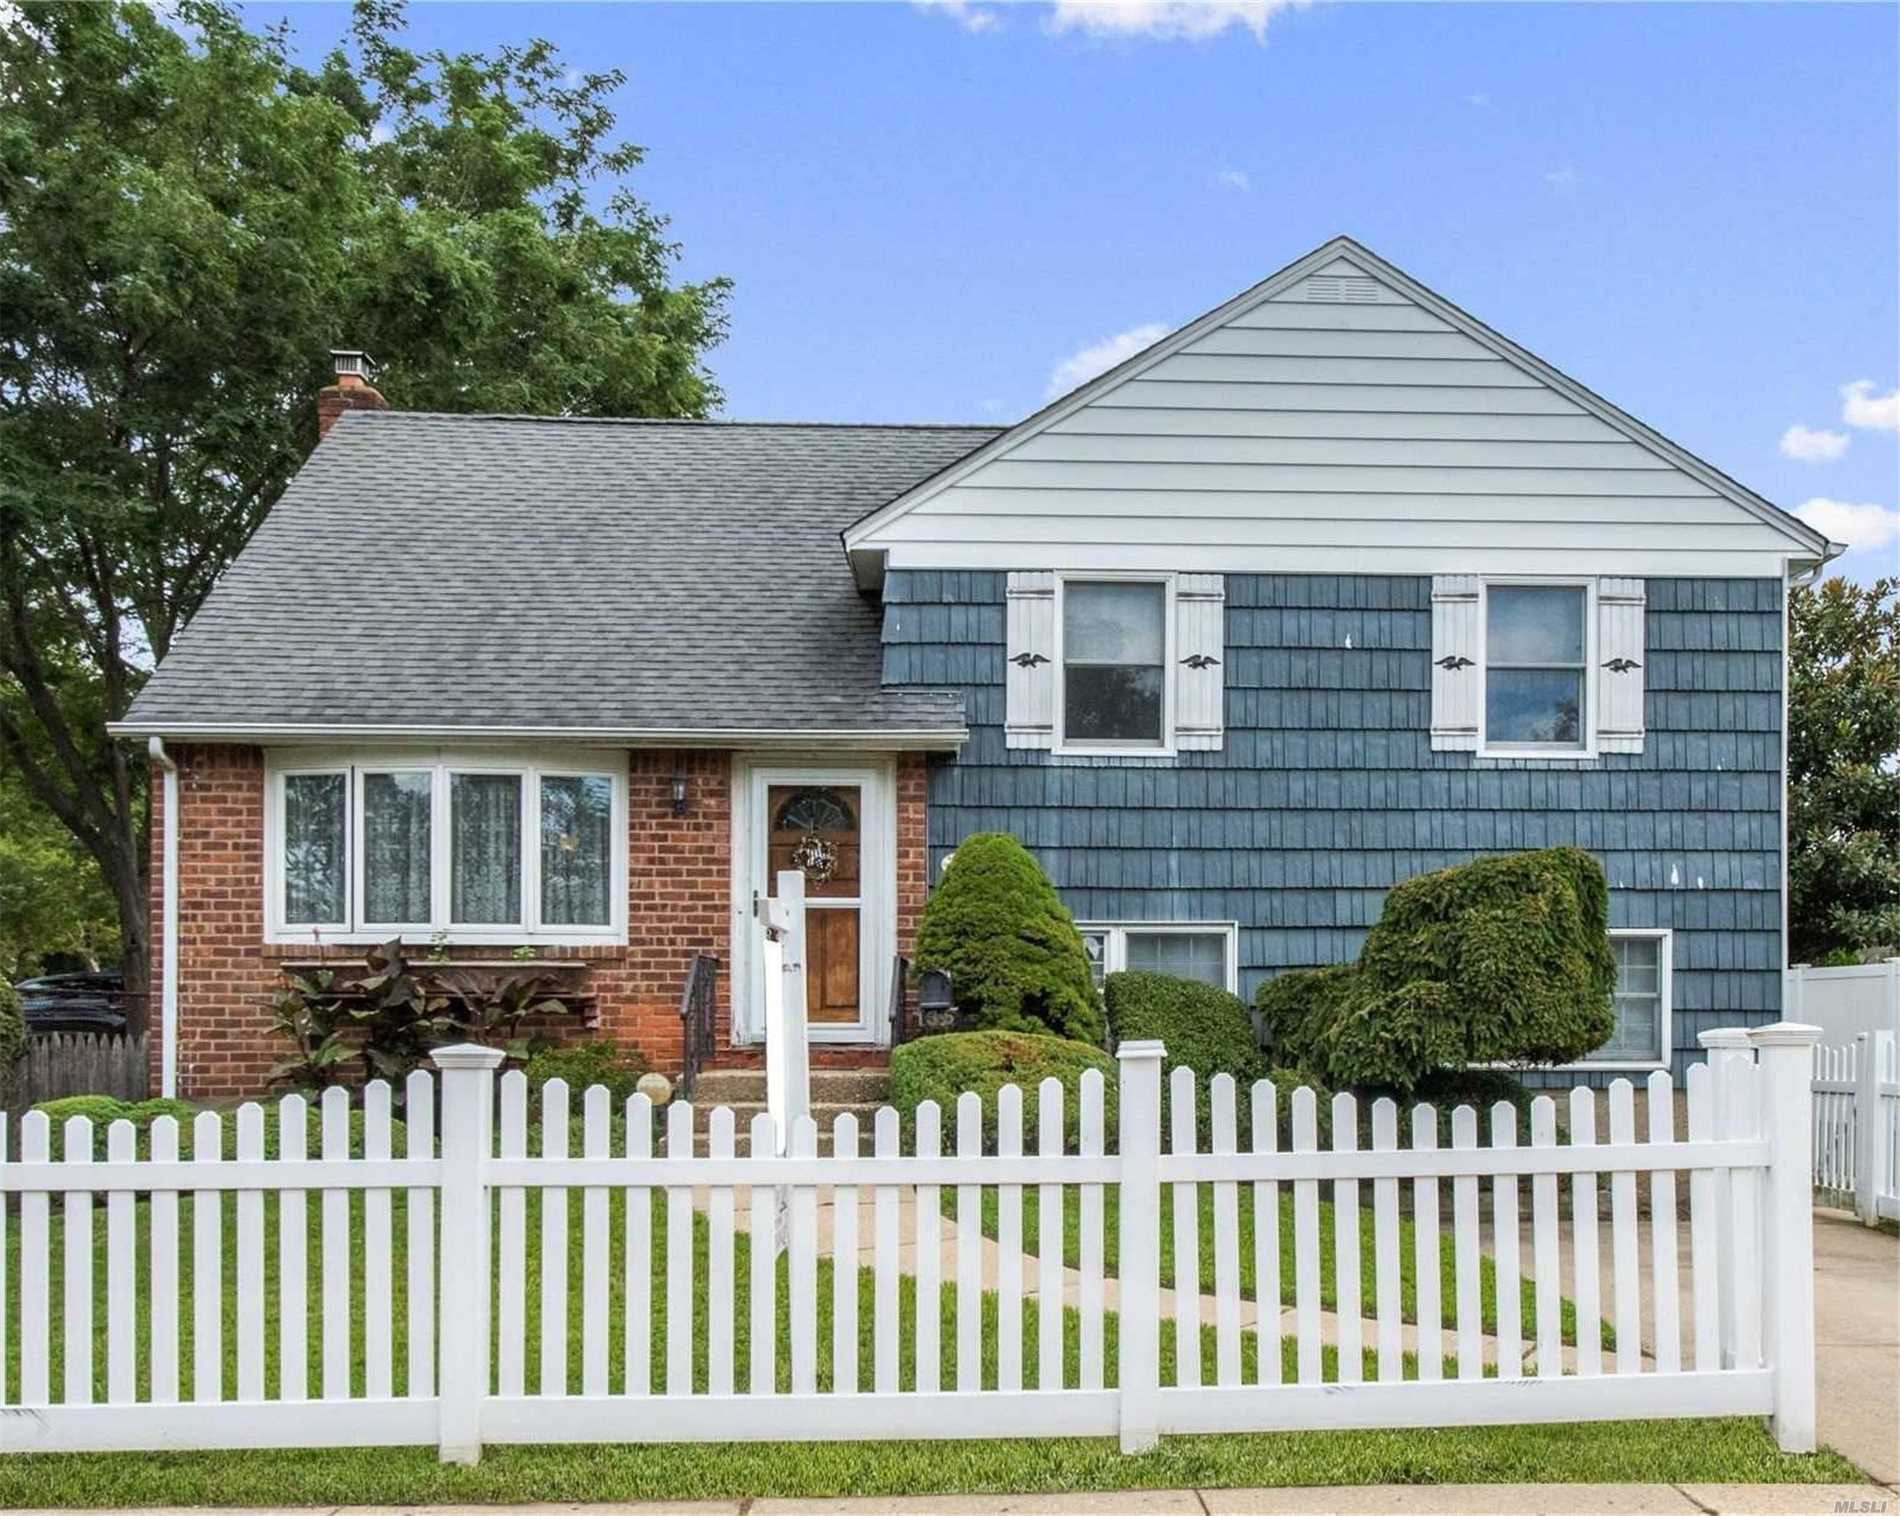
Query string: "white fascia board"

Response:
xmin=107 ymin=721 xmax=967 ymax=752
xmin=843 ymin=234 xmax=1833 ymax=565
xmin=882 ymin=541 xmax=1804 ymax=579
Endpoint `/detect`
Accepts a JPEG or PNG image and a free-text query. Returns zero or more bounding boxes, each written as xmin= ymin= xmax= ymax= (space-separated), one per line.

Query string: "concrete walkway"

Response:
xmin=711 ymin=1185 xmax=1898 ymax=1481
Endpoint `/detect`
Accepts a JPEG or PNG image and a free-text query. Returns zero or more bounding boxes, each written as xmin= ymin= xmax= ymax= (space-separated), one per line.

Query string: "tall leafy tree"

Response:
xmin=0 ymin=0 xmax=729 ymax=1013
xmin=1788 ymin=575 xmax=1900 ymax=963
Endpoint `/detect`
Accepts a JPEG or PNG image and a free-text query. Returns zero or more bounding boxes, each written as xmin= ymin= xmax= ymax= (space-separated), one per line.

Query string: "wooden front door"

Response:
xmin=742 ymin=760 xmax=893 ymax=1045
xmin=767 ymin=783 xmax=864 ymax=1025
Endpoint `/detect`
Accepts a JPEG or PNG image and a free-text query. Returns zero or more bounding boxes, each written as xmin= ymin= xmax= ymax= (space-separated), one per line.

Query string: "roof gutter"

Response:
xmin=109 ymin=721 xmax=969 ymax=752
xmin=147 ymin=737 xmax=180 ymax=1100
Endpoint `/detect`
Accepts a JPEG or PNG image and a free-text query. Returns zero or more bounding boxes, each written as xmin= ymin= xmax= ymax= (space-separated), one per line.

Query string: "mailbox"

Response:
xmin=918 ymin=967 xmax=954 ymax=1013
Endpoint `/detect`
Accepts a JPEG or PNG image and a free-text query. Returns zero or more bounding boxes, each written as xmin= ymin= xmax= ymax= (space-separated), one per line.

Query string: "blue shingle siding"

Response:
xmin=885 ymin=571 xmax=1784 ymax=1083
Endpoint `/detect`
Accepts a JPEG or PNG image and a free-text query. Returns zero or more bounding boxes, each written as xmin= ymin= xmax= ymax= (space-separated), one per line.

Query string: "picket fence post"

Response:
xmin=1697 ymin=1027 xmax=1754 ymax=1368
xmin=1115 ymin=1039 xmax=1165 ymax=1455
xmin=1749 ymin=1021 xmax=1821 ymax=1454
xmin=432 ymin=1043 xmax=505 ymax=1465
xmin=1857 ymin=1030 xmax=1893 ymax=1227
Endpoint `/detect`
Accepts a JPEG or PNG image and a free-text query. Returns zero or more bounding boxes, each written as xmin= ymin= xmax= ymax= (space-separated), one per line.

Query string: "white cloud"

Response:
xmin=915 ymin=0 xmax=1003 ymax=32
xmin=1794 ymin=498 xmax=1900 ymax=552
xmin=1045 ymin=0 xmax=1302 ymax=42
xmin=1213 ymin=166 xmax=1251 ymax=191
xmin=1463 ymin=92 xmax=1491 ymax=107
xmin=1779 ymin=423 xmax=1851 ymax=463
xmin=1544 ymin=167 xmax=1577 ymax=186
xmin=1047 ymin=322 xmax=1170 ymax=400
xmin=1841 ymin=380 xmax=1900 ymax=432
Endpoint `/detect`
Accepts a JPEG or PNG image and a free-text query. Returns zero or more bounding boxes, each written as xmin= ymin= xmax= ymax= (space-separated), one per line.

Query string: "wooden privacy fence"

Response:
xmin=1812 ymin=1029 xmax=1899 ymax=1224
xmin=14 ymin=1032 xmax=150 ymax=1107
xmin=0 ymin=1026 xmax=1821 ymax=1462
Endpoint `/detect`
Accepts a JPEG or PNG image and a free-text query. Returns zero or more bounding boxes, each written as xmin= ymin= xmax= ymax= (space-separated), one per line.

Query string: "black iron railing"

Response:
xmin=677 ymin=952 xmax=719 ymax=1102
xmin=888 ymin=955 xmax=910 ymax=1047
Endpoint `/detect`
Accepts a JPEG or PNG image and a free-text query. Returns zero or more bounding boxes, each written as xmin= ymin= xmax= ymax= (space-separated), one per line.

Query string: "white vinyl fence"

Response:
xmin=0 ymin=1027 xmax=1821 ymax=1462
xmin=1812 ymin=1029 xmax=1899 ymax=1225
xmin=1786 ymin=959 xmax=1899 ymax=1044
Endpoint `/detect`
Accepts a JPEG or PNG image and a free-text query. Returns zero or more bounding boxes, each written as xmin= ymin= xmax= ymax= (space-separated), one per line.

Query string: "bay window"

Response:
xmin=267 ymin=750 xmax=626 ymax=944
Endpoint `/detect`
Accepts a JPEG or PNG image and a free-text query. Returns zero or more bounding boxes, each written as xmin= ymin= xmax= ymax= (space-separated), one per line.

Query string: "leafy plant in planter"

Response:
xmin=267 ymin=966 xmax=354 ymax=1091
xmin=352 ymin=939 xmax=458 ymax=1082
xmin=433 ymin=966 xmax=570 ymax=1062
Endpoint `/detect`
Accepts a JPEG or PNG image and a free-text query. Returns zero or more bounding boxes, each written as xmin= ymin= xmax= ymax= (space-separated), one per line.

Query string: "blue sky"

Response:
xmin=256 ymin=1 xmax=1899 ymax=585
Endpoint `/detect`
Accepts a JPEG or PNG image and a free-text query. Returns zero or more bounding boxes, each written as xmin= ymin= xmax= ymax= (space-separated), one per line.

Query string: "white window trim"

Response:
xmin=1476 ymin=576 xmax=1599 ymax=761
xmin=264 ymin=746 xmax=628 ymax=947
xmin=1557 ymin=927 xmax=1673 ymax=1072
xmin=1078 ymin=920 xmax=1240 ymax=995
xmin=1053 ymin=571 xmax=1178 ymax=758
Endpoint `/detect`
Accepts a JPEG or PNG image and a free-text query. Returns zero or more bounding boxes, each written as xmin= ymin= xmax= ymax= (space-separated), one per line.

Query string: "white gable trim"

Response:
xmin=843 ymin=236 xmax=1834 ymax=575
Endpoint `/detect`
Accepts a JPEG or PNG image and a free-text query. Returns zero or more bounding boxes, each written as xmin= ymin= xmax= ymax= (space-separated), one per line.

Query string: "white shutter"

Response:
xmin=1596 ymin=577 xmax=1646 ymax=754
xmin=1174 ymin=573 xmax=1226 ymax=751
xmin=1004 ymin=571 xmax=1056 ymax=750
xmin=1430 ymin=574 xmax=1482 ymax=752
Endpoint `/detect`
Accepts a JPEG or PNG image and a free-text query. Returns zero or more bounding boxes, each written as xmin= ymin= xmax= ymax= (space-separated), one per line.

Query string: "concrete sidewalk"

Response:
xmin=40 ymin=1490 xmax=1895 ymax=1514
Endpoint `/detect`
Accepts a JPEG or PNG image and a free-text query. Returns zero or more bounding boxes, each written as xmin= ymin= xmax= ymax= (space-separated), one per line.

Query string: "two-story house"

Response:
xmin=113 ymin=236 xmax=1837 ymax=1098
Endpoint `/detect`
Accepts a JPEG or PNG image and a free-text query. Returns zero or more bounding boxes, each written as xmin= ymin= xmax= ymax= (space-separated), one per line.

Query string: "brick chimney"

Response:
xmin=316 ymin=349 xmax=387 ymax=440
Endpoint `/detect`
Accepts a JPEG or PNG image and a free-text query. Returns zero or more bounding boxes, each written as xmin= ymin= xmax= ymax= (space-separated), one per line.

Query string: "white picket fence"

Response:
xmin=0 ymin=1026 xmax=1821 ymax=1462
xmin=1812 ymin=1029 xmax=1900 ymax=1224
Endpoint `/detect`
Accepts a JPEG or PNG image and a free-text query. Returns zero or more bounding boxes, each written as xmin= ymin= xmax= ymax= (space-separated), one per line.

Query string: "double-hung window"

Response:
xmin=1482 ymin=582 xmax=1592 ymax=754
xmin=268 ymin=750 xmax=625 ymax=944
xmin=1058 ymin=576 xmax=1172 ymax=752
xmin=1078 ymin=922 xmax=1238 ymax=994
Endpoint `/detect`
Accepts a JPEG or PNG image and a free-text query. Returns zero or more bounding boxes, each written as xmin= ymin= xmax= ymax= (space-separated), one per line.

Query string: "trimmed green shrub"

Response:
xmin=1264 ymin=1065 xmax=1332 ymax=1148
xmin=1256 ymin=847 xmax=1616 ymax=1094
xmin=526 ymin=1040 xmax=646 ymax=1110
xmin=890 ymin=1029 xmax=1115 ymax=1152
xmin=913 ymin=833 xmax=1103 ymax=1044
xmin=1104 ymin=969 xmax=1266 ymax=1145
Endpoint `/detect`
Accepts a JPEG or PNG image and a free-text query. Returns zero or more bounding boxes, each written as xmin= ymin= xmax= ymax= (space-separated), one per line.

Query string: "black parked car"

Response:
xmin=13 ymin=971 xmax=129 ymax=1034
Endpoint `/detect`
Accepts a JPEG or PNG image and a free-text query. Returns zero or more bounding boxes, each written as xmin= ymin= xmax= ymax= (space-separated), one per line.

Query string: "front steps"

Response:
xmin=677 ymin=1067 xmax=892 ymax=1153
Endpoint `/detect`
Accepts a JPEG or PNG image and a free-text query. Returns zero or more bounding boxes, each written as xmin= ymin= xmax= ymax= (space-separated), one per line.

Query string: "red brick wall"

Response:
xmin=149 ymin=745 xmax=929 ymax=1100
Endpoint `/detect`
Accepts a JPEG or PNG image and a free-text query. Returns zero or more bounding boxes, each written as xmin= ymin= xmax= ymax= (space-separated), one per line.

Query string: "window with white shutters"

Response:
xmin=1431 ymin=575 xmax=1647 ymax=759
xmin=1006 ymin=571 xmax=1224 ymax=757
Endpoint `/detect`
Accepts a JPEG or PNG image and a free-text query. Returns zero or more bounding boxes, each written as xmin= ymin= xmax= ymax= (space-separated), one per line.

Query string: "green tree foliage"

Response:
xmin=1 ymin=762 xmax=120 ymax=980
xmin=0 ymin=0 xmax=729 ymax=1002
xmin=1789 ymin=576 xmax=1900 ymax=962
xmin=0 ymin=975 xmax=26 ymax=1068
xmin=1256 ymin=847 xmax=1615 ymax=1094
xmin=889 ymin=1029 xmax=1115 ymax=1153
xmin=912 ymin=833 xmax=1103 ymax=1043
xmin=1103 ymin=969 xmax=1265 ymax=1144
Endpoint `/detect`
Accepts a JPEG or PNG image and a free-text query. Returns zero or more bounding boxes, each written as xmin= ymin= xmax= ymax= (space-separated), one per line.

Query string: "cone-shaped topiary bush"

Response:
xmin=1256 ymin=846 xmax=1616 ymax=1094
xmin=913 ymin=832 xmax=1103 ymax=1044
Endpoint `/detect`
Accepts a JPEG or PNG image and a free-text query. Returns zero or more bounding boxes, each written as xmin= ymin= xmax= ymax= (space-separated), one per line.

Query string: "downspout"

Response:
xmin=147 ymin=737 xmax=180 ymax=1099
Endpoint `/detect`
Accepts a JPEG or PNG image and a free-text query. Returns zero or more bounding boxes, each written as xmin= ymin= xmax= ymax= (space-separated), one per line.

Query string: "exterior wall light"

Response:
xmin=671 ymin=770 xmax=689 ymax=816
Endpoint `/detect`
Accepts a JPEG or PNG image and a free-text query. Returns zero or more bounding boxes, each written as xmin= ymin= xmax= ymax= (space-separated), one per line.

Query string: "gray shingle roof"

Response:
xmin=119 ymin=412 xmax=999 ymax=741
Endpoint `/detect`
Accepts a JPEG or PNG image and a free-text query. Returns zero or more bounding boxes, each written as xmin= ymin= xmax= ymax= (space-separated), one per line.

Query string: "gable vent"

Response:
xmin=1304 ymin=274 xmax=1380 ymax=303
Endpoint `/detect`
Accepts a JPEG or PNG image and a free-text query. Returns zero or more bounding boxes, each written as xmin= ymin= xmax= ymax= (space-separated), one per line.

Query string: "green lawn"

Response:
xmin=956 ymin=1182 xmax=1596 ymax=1345
xmin=0 ymin=1191 xmax=1858 ymax=1506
